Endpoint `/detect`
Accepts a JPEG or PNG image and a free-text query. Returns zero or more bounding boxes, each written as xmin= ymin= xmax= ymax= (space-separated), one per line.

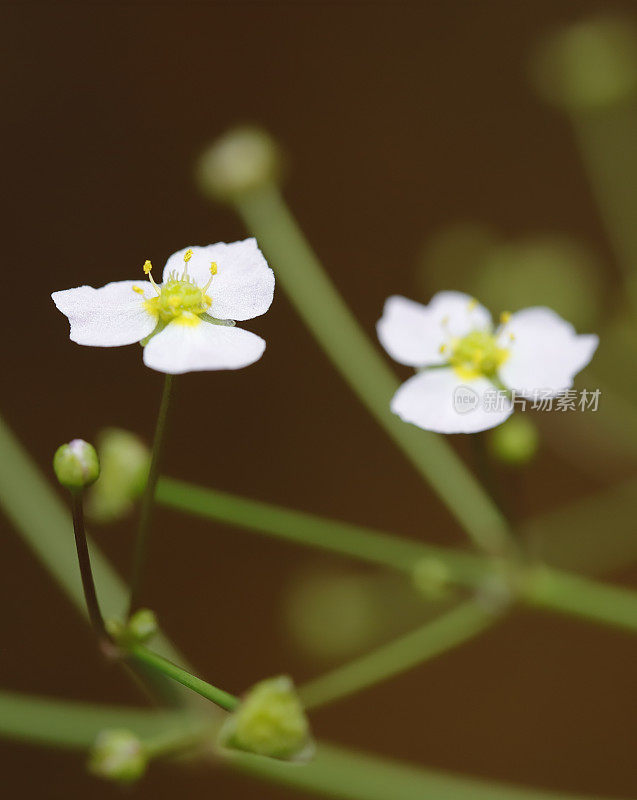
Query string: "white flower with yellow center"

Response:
xmin=52 ymin=239 xmax=274 ymax=374
xmin=377 ymin=292 xmax=598 ymax=434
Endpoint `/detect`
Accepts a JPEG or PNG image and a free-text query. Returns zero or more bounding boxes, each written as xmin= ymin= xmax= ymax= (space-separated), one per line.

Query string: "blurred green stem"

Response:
xmin=232 ymin=184 xmax=511 ymax=556
xmin=129 ymin=373 xmax=174 ymax=616
xmin=573 ymin=107 xmax=637 ymax=313
xmin=299 ymin=601 xmax=497 ymax=710
xmin=128 ymin=644 xmax=239 ymax=712
xmin=157 ymin=476 xmax=637 ymax=634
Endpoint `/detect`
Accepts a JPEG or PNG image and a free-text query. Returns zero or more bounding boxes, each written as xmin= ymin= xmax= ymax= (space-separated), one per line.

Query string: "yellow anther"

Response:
xmin=143 ymin=260 xmax=153 ymax=275
xmin=210 ymin=261 xmax=218 ymax=275
xmin=468 ymin=298 xmax=478 ymax=311
xmin=439 ymin=343 xmax=447 ymax=354
xmin=132 ymin=286 xmax=145 ymax=295
xmin=500 ymin=311 xmax=511 ymax=325
xmin=183 ymin=248 xmax=193 ymax=263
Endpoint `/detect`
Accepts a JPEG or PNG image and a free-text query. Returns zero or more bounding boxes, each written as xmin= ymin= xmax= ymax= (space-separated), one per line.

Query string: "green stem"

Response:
xmin=157 ymin=476 xmax=637 ymax=634
xmin=299 ymin=601 xmax=497 ymax=710
xmin=70 ymin=490 xmax=109 ymax=644
xmin=572 ymin=107 xmax=637 ymax=313
xmin=128 ymin=644 xmax=239 ymax=712
xmin=128 ymin=374 xmax=175 ymax=615
xmin=524 ymin=566 xmax=637 ymax=633
xmin=233 ymin=184 xmax=512 ymax=556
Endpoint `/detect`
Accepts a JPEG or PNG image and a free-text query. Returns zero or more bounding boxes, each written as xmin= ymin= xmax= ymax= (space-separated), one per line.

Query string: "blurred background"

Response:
xmin=1 ymin=2 xmax=636 ymax=798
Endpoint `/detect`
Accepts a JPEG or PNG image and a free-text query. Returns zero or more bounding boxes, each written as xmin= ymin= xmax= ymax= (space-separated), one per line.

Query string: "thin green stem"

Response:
xmin=70 ymin=490 xmax=109 ymax=644
xmin=128 ymin=374 xmax=175 ymax=615
xmin=572 ymin=107 xmax=637 ymax=314
xmin=157 ymin=476 xmax=637 ymax=634
xmin=299 ymin=601 xmax=497 ymax=710
xmin=128 ymin=644 xmax=239 ymax=712
xmin=232 ymin=184 xmax=512 ymax=556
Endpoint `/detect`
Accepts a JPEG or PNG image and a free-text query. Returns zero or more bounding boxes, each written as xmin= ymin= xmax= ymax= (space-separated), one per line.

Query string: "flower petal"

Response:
xmin=163 ymin=239 xmax=274 ymax=321
xmin=142 ymin=319 xmax=265 ymax=374
xmin=427 ymin=291 xmax=492 ymax=338
xmin=498 ymin=307 xmax=599 ymax=396
xmin=52 ymin=281 xmax=157 ymax=347
xmin=377 ymin=296 xmax=447 ymax=367
xmin=377 ymin=293 xmax=492 ymax=368
xmin=390 ymin=368 xmax=513 ymax=434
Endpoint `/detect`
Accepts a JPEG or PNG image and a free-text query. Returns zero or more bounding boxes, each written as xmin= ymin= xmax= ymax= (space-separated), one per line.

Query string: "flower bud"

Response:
xmin=53 ymin=439 xmax=100 ymax=489
xmin=488 ymin=416 xmax=539 ymax=466
xmin=85 ymin=428 xmax=150 ymax=523
xmin=219 ymin=675 xmax=313 ymax=761
xmin=106 ymin=608 xmax=158 ymax=646
xmin=197 ymin=127 xmax=281 ymax=201
xmin=412 ymin=558 xmax=451 ymax=600
xmin=530 ymin=16 xmax=637 ymax=111
xmin=88 ymin=729 xmax=146 ymax=784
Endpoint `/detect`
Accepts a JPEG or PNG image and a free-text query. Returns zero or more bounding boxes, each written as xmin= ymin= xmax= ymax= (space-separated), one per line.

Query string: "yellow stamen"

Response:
xmin=500 ymin=311 xmax=511 ymax=325
xmin=202 ymin=261 xmax=218 ymax=295
xmin=183 ymin=248 xmax=193 ymax=263
xmin=439 ymin=343 xmax=447 ymax=354
xmin=142 ymin=259 xmax=160 ymax=295
xmin=132 ymin=286 xmax=145 ymax=295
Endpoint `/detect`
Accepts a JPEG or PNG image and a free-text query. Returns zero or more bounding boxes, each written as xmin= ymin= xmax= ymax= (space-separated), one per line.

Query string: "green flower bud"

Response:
xmin=488 ymin=416 xmax=539 ymax=466
xmin=412 ymin=558 xmax=452 ymax=600
xmin=53 ymin=439 xmax=100 ymax=489
xmin=88 ymin=729 xmax=146 ymax=784
xmin=197 ymin=127 xmax=281 ymax=201
xmin=106 ymin=608 xmax=158 ymax=647
xmin=85 ymin=428 xmax=150 ymax=523
xmin=530 ymin=16 xmax=637 ymax=111
xmin=219 ymin=675 xmax=313 ymax=761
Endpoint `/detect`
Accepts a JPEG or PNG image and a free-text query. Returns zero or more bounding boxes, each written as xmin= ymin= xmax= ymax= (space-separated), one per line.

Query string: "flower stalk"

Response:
xmin=128 ymin=374 xmax=175 ymax=616
xmin=127 ymin=644 xmax=239 ymax=712
xmin=70 ymin=489 xmax=109 ymax=646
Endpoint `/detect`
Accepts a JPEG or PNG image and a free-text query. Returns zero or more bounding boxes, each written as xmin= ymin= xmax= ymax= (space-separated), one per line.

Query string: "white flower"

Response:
xmin=377 ymin=292 xmax=598 ymax=434
xmin=52 ymin=239 xmax=274 ymax=374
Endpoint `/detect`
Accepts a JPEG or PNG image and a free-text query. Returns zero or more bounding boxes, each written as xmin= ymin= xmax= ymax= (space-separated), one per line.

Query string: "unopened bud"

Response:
xmin=412 ymin=558 xmax=451 ymax=599
xmin=197 ymin=127 xmax=281 ymax=201
xmin=53 ymin=439 xmax=99 ymax=490
xmin=489 ymin=416 xmax=539 ymax=466
xmin=219 ymin=675 xmax=313 ymax=761
xmin=106 ymin=608 xmax=158 ymax=647
xmin=85 ymin=428 xmax=149 ymax=523
xmin=530 ymin=16 xmax=637 ymax=111
xmin=88 ymin=729 xmax=146 ymax=784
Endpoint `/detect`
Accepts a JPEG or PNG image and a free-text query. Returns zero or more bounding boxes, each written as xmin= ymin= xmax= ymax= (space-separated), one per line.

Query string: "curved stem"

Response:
xmin=128 ymin=374 xmax=175 ymax=615
xmin=70 ymin=490 xmax=108 ymax=644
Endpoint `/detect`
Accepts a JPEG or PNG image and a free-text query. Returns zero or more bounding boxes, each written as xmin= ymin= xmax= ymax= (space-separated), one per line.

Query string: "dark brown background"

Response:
xmin=1 ymin=1 xmax=635 ymax=798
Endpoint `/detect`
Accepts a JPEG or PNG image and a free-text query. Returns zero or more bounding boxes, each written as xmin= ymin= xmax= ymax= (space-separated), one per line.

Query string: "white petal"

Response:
xmin=390 ymin=368 xmax=513 ymax=434
xmin=52 ymin=281 xmax=158 ymax=347
xmin=427 ymin=291 xmax=492 ymax=338
xmin=377 ymin=292 xmax=492 ymax=368
xmin=498 ymin=307 xmax=599 ymax=397
xmin=377 ymin=296 xmax=447 ymax=367
xmin=162 ymin=239 xmax=274 ymax=321
xmin=142 ymin=319 xmax=265 ymax=374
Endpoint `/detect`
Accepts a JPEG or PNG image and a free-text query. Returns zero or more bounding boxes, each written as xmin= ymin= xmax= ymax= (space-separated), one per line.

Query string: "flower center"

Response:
xmin=137 ymin=249 xmax=217 ymax=327
xmin=449 ymin=330 xmax=509 ymax=380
